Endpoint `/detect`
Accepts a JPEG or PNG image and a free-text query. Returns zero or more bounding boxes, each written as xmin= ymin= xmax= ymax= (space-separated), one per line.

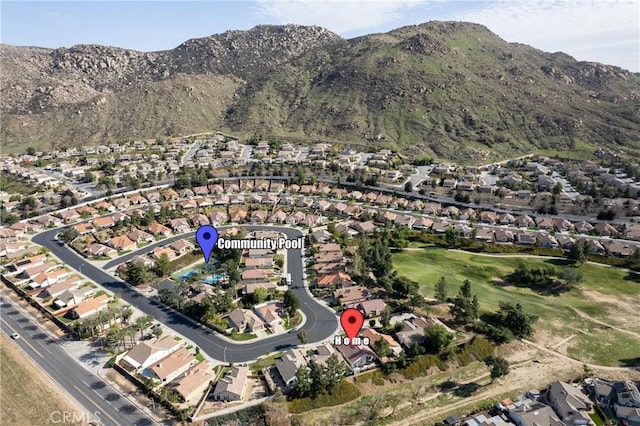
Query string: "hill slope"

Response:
xmin=226 ymin=22 xmax=640 ymax=160
xmin=2 ymin=21 xmax=639 ymax=160
xmin=0 ymin=25 xmax=341 ymax=149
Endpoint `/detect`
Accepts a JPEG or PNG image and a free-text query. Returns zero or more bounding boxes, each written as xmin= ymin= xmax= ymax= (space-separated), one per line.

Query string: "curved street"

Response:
xmin=32 ymin=225 xmax=339 ymax=363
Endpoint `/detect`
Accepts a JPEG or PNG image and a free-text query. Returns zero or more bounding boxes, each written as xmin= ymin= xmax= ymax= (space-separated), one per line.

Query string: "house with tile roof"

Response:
xmin=212 ymin=365 xmax=249 ymax=402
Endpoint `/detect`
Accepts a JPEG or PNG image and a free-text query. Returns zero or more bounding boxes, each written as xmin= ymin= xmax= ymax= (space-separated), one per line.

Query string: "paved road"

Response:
xmin=33 ymin=226 xmax=339 ymax=363
xmin=0 ymin=295 xmax=157 ymax=426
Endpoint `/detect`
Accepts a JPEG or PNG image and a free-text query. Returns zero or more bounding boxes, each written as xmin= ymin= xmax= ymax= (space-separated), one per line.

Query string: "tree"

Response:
xmin=558 ymin=267 xmax=584 ymax=288
xmin=152 ymin=326 xmax=163 ymax=338
xmin=449 ymin=279 xmax=478 ymax=324
xmin=310 ymin=362 xmax=329 ymax=395
xmin=26 ymin=146 xmax=36 ymax=156
xmin=120 ymin=306 xmax=133 ymax=324
xmin=485 ymin=356 xmax=509 ymax=382
xmin=154 ymin=253 xmax=171 ymax=277
xmin=380 ymin=306 xmax=392 ymax=329
xmin=492 ymin=301 xmax=538 ymax=338
xmin=373 ymin=337 xmax=392 ymax=358
xmin=297 ymin=328 xmax=308 ymax=345
xmin=252 ymin=287 xmax=267 ymax=305
xmin=292 ymin=366 xmax=312 ymax=398
xmin=324 ymin=354 xmax=347 ymax=390
xmin=568 ymin=240 xmax=589 ymax=264
xmin=59 ymin=227 xmax=79 ymax=244
xmin=424 ymin=324 xmax=454 ymax=353
xmin=434 ymin=276 xmax=448 ymax=303
xmin=283 ymin=290 xmax=300 ymax=316
xmin=445 ymin=226 xmax=460 ymax=247
xmin=404 ymin=181 xmax=413 ymax=192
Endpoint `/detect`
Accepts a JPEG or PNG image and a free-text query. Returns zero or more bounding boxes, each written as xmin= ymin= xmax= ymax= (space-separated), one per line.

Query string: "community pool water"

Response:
xmin=173 ymin=265 xmax=226 ymax=284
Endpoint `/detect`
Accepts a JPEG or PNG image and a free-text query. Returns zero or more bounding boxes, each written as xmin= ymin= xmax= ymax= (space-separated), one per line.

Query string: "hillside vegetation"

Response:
xmin=2 ymin=22 xmax=639 ymax=160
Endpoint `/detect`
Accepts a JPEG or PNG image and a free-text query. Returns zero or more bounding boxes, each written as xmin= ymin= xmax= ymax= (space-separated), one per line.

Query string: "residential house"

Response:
xmin=475 ymin=227 xmax=495 ymax=243
xmin=535 ymin=216 xmax=555 ymax=230
xmin=508 ymin=401 xmax=563 ymax=426
xmin=41 ymin=278 xmax=80 ymax=299
xmin=575 ymin=221 xmax=594 ymax=234
xmin=349 ymin=299 xmax=387 ymax=318
xmin=108 ymin=235 xmax=136 ymax=252
xmin=254 ymin=302 xmax=283 ymax=328
xmin=212 ymin=365 xmax=249 ymax=402
xmin=9 ymin=254 xmax=46 ymax=274
xmin=171 ymin=362 xmax=214 ymax=403
xmin=555 ymin=234 xmax=575 ymax=249
xmin=227 ymin=309 xmax=265 ymax=333
xmin=333 ymin=286 xmax=370 ymax=306
xmin=480 ymin=211 xmax=498 ymax=224
xmin=149 ymin=223 xmax=171 ymax=237
xmin=537 ymin=234 xmax=559 ymax=249
xmin=121 ymin=335 xmax=182 ymax=370
xmin=241 ymin=269 xmax=272 ymax=282
xmin=127 ymin=229 xmax=154 ymax=244
xmin=613 ymin=381 xmax=640 ymax=408
xmin=169 ymin=239 xmax=195 ymax=255
xmin=335 ymin=343 xmax=377 ymax=370
xmin=353 ymin=221 xmax=376 ymax=233
xmin=211 ymin=211 xmax=228 ymax=225
xmin=595 ymin=223 xmax=619 ymax=237
xmin=192 ymin=213 xmax=210 ymax=228
xmin=316 ymin=271 xmax=355 ymax=289
xmin=515 ymin=231 xmax=537 ymax=246
xmin=59 ymin=209 xmax=81 ymax=223
xmin=93 ymin=216 xmax=116 ymax=229
xmin=152 ymin=247 xmax=176 ymax=260
xmin=69 ymin=294 xmax=110 ymax=319
xmin=169 ymin=218 xmax=190 ymax=234
xmin=394 ymin=316 xmax=453 ymax=347
xmin=147 ymin=347 xmax=196 ymax=383
xmin=515 ymin=215 xmax=535 ymax=228
xmin=547 ymin=381 xmax=593 ymax=425
xmin=87 ymin=243 xmax=117 ymax=258
xmin=361 ymin=328 xmax=402 ymax=356
xmin=590 ymin=379 xmax=615 ymax=406
xmin=275 ymin=349 xmax=307 ymax=390
xmin=268 ymin=211 xmax=287 ymax=224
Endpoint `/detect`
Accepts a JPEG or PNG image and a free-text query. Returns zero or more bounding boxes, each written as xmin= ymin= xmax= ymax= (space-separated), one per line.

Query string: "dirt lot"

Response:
xmin=0 ymin=333 xmax=84 ymax=425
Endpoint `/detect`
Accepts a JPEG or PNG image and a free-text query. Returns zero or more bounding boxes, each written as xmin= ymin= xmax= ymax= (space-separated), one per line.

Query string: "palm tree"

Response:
xmin=120 ymin=306 xmax=133 ymax=324
xmin=134 ymin=316 xmax=150 ymax=340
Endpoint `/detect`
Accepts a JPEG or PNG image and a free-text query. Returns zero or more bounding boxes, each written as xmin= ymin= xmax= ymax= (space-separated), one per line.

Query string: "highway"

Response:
xmin=32 ymin=226 xmax=339 ymax=363
xmin=0 ymin=295 xmax=157 ymax=426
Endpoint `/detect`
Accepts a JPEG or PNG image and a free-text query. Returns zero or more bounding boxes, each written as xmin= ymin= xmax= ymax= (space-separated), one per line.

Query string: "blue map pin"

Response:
xmin=195 ymin=225 xmax=218 ymax=263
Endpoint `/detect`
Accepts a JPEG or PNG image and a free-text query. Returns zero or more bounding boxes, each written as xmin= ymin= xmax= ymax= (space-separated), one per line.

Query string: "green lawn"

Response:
xmin=229 ymin=331 xmax=257 ymax=341
xmin=393 ymin=248 xmax=640 ymax=366
xmin=249 ymin=352 xmax=283 ymax=374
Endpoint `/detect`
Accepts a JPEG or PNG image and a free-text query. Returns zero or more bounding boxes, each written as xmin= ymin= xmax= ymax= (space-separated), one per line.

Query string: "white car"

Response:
xmin=10 ymin=333 xmax=20 ymax=340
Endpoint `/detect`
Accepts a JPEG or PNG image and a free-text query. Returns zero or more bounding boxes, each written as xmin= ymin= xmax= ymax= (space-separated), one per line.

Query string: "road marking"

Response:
xmin=73 ymin=385 xmax=120 ymax=426
xmin=0 ymin=318 xmax=44 ymax=358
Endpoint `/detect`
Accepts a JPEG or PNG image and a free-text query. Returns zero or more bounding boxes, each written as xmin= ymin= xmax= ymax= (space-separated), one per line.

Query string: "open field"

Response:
xmin=393 ymin=248 xmax=640 ymax=367
xmin=0 ymin=333 xmax=83 ymax=425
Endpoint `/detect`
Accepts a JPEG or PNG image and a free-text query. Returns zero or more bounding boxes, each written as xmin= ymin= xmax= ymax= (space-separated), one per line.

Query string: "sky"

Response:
xmin=1 ymin=1 xmax=639 ymax=72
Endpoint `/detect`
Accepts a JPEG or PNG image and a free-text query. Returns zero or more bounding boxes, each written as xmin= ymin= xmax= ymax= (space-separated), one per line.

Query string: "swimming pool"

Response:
xmin=174 ymin=265 xmax=226 ymax=284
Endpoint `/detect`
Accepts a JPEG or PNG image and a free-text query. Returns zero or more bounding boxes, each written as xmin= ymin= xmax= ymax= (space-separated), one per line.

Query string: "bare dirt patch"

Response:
xmin=0 ymin=333 xmax=84 ymax=425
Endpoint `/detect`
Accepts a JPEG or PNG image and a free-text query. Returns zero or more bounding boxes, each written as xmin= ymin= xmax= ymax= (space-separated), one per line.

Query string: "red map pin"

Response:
xmin=340 ymin=308 xmax=364 ymax=347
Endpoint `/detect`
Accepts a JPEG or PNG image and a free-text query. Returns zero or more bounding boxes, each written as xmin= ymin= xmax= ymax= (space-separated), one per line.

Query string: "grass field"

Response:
xmin=393 ymin=248 xmax=640 ymax=366
xmin=0 ymin=333 xmax=82 ymax=425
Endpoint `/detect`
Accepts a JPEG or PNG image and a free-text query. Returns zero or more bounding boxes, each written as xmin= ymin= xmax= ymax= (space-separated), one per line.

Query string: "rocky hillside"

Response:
xmin=227 ymin=22 xmax=640 ymax=160
xmin=2 ymin=21 xmax=639 ymax=160
xmin=0 ymin=25 xmax=341 ymax=149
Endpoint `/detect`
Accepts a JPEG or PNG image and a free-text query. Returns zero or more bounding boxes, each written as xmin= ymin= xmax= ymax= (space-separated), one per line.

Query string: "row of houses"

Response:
xmin=120 ymin=334 xmax=214 ymax=404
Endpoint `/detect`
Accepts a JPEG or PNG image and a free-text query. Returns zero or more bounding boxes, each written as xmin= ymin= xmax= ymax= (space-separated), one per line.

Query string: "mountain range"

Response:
xmin=2 ymin=22 xmax=639 ymax=160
